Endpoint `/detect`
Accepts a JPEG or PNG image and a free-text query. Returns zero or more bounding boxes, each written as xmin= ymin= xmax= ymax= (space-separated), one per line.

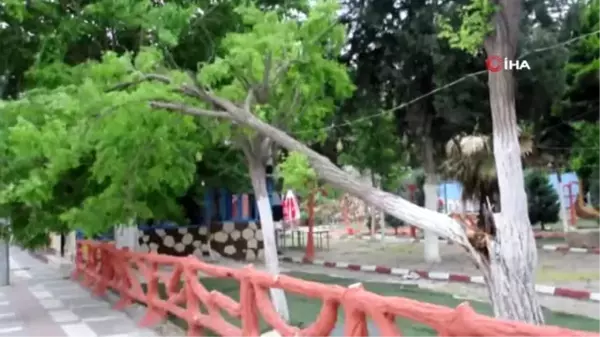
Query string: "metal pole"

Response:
xmin=0 ymin=240 xmax=8 ymax=286
xmin=0 ymin=219 xmax=9 ymax=286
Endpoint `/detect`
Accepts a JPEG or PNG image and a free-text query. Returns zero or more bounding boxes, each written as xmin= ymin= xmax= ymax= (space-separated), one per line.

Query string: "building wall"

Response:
xmin=138 ymin=221 xmax=265 ymax=261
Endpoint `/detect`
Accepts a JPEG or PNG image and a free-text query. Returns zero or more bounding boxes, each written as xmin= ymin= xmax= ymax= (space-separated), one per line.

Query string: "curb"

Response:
xmin=280 ymin=256 xmax=600 ymax=303
xmin=354 ymin=230 xmax=566 ymax=239
xmin=541 ymin=245 xmax=600 ymax=255
xmin=348 ymin=236 xmax=599 ymax=255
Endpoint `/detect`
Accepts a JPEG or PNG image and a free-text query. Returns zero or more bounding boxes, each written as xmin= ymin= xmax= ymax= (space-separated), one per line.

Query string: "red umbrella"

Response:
xmin=282 ymin=190 xmax=300 ymax=228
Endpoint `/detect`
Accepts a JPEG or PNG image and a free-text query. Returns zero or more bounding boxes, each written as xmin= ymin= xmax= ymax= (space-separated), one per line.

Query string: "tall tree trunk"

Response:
xmin=556 ymin=169 xmax=570 ymax=232
xmin=369 ymin=171 xmax=377 ymax=239
xmin=373 ymin=173 xmax=386 ymax=244
xmin=248 ymin=156 xmax=290 ymax=321
xmin=483 ymin=0 xmax=544 ymax=323
xmin=422 ymin=137 xmax=441 ymax=263
xmin=115 ymin=220 xmax=138 ymax=251
xmin=60 ymin=232 xmax=65 ymax=257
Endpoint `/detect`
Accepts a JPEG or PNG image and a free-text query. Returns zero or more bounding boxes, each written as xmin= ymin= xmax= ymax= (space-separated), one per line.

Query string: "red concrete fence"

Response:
xmin=72 ymin=240 xmax=596 ymax=336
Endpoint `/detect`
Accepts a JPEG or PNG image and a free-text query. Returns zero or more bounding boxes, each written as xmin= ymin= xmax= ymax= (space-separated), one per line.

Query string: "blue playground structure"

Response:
xmin=77 ymin=172 xmax=280 ymax=238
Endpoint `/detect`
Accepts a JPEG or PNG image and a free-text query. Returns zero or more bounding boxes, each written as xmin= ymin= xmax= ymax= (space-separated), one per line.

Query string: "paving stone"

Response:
xmin=3 ymin=247 xmax=160 ymax=337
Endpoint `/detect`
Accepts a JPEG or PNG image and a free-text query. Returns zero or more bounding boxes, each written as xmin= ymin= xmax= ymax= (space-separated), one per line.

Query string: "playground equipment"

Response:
xmin=574 ymin=177 xmax=600 ymax=219
xmin=575 ymin=189 xmax=600 ymax=219
xmin=563 ymin=182 xmax=578 ymax=227
xmin=73 ymin=240 xmax=595 ymax=336
xmin=563 ymin=181 xmax=600 ymax=226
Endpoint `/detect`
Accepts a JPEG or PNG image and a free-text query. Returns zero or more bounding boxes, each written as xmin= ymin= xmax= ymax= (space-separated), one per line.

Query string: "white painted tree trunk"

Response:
xmin=364 ymin=198 xmax=373 ymax=238
xmin=484 ymin=1 xmax=545 ymax=320
xmin=248 ymin=158 xmax=290 ymax=322
xmin=115 ymin=221 xmax=138 ymax=251
xmin=556 ymin=172 xmax=570 ymax=233
xmin=369 ymin=172 xmax=377 ymax=240
xmin=376 ymin=176 xmax=386 ymax=244
xmin=423 ymin=183 xmax=441 ymax=263
xmin=422 ymin=137 xmax=441 ymax=263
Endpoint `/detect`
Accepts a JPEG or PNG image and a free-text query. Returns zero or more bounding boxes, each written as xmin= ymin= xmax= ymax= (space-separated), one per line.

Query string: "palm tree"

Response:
xmin=440 ymin=127 xmax=534 ymax=232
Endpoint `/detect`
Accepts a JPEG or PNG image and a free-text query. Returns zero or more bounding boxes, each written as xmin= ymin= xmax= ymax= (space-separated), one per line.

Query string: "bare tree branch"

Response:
xmin=232 ymin=68 xmax=253 ymax=92
xmin=149 ymin=101 xmax=232 ymax=119
xmin=106 ymin=74 xmax=171 ymax=92
xmin=236 ymin=136 xmax=254 ymax=160
xmin=183 ymin=70 xmax=242 ymax=113
xmin=244 ymin=89 xmax=254 ymax=112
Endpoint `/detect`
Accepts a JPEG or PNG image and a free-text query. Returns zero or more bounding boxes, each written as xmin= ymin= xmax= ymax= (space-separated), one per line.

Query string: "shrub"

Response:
xmin=525 ymin=170 xmax=560 ymax=230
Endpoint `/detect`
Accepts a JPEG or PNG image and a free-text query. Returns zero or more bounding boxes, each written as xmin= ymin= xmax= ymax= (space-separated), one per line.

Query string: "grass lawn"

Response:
xmin=149 ymin=272 xmax=599 ymax=335
xmin=535 ymin=236 xmax=568 ymax=245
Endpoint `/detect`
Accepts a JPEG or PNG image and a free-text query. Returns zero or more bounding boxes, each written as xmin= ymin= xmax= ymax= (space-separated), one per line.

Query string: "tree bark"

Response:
xmin=248 ymin=155 xmax=290 ymax=321
xmin=483 ymin=0 xmax=544 ymax=323
xmin=422 ymin=137 xmax=441 ymax=263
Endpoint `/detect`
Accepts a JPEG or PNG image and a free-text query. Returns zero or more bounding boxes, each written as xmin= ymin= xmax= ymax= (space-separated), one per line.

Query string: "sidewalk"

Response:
xmin=1 ymin=247 xmax=160 ymax=337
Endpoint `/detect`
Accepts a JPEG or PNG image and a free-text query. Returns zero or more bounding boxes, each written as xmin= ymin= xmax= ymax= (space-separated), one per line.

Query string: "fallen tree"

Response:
xmin=40 ymin=1 xmax=542 ymax=322
xmin=131 ymin=1 xmax=543 ymax=321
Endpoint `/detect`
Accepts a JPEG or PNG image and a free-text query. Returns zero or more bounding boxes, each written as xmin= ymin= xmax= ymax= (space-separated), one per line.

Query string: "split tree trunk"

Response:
xmin=248 ymin=157 xmax=290 ymax=321
xmin=484 ymin=67 xmax=544 ymax=322
xmin=483 ymin=0 xmax=544 ymax=322
xmin=422 ymin=137 xmax=441 ymax=263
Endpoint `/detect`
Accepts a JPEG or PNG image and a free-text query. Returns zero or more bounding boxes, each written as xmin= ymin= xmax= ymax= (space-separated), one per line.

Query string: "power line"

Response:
xmin=292 ymin=29 xmax=600 ymax=136
xmin=537 ymin=145 xmax=600 ymax=150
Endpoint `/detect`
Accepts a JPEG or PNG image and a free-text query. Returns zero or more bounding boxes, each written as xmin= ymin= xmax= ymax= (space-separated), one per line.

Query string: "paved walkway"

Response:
xmin=1 ymin=247 xmax=159 ymax=337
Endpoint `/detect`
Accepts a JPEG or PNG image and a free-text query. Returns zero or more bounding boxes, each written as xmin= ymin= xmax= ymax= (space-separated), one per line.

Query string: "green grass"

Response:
xmin=535 ymin=236 xmax=568 ymax=245
xmin=147 ymin=272 xmax=599 ymax=335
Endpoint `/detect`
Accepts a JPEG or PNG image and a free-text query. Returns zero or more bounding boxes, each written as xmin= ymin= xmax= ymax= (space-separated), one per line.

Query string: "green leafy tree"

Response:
xmin=525 ymin=170 xmax=560 ymax=231
xmin=1 ymin=0 xmax=351 ymax=319
xmin=560 ymin=0 xmax=599 ymax=202
xmin=0 ymin=0 xmax=309 ymax=245
xmin=71 ymin=1 xmax=352 ymax=320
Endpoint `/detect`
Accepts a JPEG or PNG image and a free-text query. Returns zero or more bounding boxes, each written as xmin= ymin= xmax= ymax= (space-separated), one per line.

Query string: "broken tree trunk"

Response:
xmin=482 ymin=0 xmax=544 ymax=323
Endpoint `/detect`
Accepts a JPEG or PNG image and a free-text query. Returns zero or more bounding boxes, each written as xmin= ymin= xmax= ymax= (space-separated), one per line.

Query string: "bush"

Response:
xmin=590 ymin=167 xmax=599 ymax=209
xmin=525 ymin=170 xmax=560 ymax=230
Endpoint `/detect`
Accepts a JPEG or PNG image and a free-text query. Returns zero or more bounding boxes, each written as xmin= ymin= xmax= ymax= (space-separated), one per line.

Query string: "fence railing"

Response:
xmin=72 ymin=240 xmax=596 ymax=336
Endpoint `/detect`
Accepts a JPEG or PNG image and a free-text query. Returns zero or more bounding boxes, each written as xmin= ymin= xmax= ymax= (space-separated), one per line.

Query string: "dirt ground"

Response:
xmin=281 ymin=235 xmax=600 ymax=292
